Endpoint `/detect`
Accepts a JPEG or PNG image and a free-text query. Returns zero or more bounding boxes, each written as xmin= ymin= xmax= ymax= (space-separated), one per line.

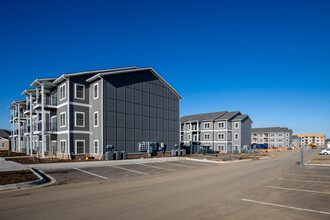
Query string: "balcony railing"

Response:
xmin=36 ymin=122 xmax=57 ymax=132
xmin=37 ymin=96 xmax=57 ymax=106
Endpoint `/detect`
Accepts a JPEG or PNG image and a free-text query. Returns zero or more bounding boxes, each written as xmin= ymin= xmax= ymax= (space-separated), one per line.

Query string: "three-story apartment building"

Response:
xmin=9 ymin=66 xmax=183 ymax=159
xmin=293 ymin=133 xmax=325 ymax=146
xmin=180 ymin=111 xmax=252 ymax=153
xmin=251 ymin=127 xmax=293 ymax=148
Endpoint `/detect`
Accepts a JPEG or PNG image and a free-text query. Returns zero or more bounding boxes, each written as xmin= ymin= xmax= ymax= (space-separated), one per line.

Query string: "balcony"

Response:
xmin=35 ymin=122 xmax=57 ymax=134
xmin=33 ymin=96 xmax=57 ymax=109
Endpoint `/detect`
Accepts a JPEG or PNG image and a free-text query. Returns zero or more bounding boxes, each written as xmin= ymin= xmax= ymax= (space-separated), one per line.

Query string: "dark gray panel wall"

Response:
xmin=103 ymin=70 xmax=180 ymax=153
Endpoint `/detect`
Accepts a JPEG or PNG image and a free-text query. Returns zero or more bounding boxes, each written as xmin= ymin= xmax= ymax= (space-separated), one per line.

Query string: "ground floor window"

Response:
xmin=60 ymin=140 xmax=66 ymax=153
xmin=76 ymin=140 xmax=85 ymax=154
xmin=94 ymin=140 xmax=98 ymax=154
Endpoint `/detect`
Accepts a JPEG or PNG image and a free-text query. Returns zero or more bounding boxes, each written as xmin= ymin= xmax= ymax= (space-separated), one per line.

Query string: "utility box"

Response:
xmin=139 ymin=142 xmax=157 ymax=153
xmin=105 ymin=151 xmax=113 ymax=161
xmin=180 ymin=149 xmax=186 ymax=156
xmin=114 ymin=151 xmax=120 ymax=160
xmin=121 ymin=151 xmax=127 ymax=160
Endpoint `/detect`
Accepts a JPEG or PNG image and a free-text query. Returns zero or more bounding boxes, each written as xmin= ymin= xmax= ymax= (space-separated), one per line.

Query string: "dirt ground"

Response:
xmin=0 ymin=151 xmax=27 ymax=157
xmin=307 ymin=157 xmax=330 ymax=164
xmin=0 ymin=170 xmax=39 ymax=185
xmin=190 ymin=153 xmax=271 ymax=161
xmin=4 ymin=157 xmax=101 ymax=164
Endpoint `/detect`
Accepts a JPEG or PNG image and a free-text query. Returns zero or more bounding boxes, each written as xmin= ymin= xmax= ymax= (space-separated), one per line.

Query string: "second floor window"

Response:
xmin=204 ymin=133 xmax=210 ymax=140
xmin=75 ymin=84 xmax=85 ymax=100
xmin=234 ymin=133 xmax=239 ymax=140
xmin=60 ymin=112 xmax=66 ymax=127
xmin=60 ymin=84 xmax=66 ymax=100
xmin=75 ymin=112 xmax=85 ymax=127
xmin=94 ymin=83 xmax=99 ymax=99
xmin=94 ymin=112 xmax=99 ymax=127
xmin=218 ymin=122 xmax=225 ymax=129
xmin=218 ymin=133 xmax=225 ymax=140
xmin=204 ymin=122 xmax=210 ymax=129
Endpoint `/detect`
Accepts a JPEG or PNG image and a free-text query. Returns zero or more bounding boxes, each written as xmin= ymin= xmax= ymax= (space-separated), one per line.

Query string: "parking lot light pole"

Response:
xmin=300 ymin=146 xmax=304 ymax=166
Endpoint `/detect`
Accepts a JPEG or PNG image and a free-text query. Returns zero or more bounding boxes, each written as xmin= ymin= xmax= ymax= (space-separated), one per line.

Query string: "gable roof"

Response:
xmin=0 ymin=129 xmax=10 ymax=139
xmin=232 ymin=114 xmax=253 ymax=123
xmin=86 ymin=67 xmax=183 ymax=99
xmin=251 ymin=127 xmax=292 ymax=133
xmin=180 ymin=111 xmax=228 ymax=122
xmin=53 ymin=66 xmax=138 ymax=85
xmin=215 ymin=111 xmax=240 ymax=121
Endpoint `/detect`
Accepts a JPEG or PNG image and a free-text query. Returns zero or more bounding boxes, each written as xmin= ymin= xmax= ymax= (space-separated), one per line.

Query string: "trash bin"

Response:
xmin=105 ymin=151 xmax=113 ymax=161
xmin=121 ymin=151 xmax=127 ymax=160
xmin=114 ymin=151 xmax=120 ymax=160
xmin=180 ymin=149 xmax=186 ymax=156
xmin=171 ymin=149 xmax=176 ymax=156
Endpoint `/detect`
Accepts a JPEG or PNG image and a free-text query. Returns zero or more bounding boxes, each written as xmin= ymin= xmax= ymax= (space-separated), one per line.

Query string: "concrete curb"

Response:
xmin=305 ymin=164 xmax=330 ymax=167
xmin=0 ymin=168 xmax=56 ymax=192
xmin=185 ymin=158 xmax=252 ymax=164
xmin=25 ymin=157 xmax=184 ymax=171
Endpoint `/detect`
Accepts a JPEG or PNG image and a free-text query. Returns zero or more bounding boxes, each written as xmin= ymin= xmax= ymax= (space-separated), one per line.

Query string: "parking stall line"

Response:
xmin=160 ymin=162 xmax=196 ymax=168
xmin=280 ymin=179 xmax=330 ymax=184
xmin=110 ymin=165 xmax=149 ymax=175
xmin=286 ymin=173 xmax=330 ymax=178
xmin=179 ymin=160 xmax=210 ymax=166
xmin=241 ymin=199 xmax=330 ymax=215
xmin=266 ymin=186 xmax=330 ymax=195
xmin=137 ymin=163 xmax=176 ymax=171
xmin=73 ymin=168 xmax=109 ymax=180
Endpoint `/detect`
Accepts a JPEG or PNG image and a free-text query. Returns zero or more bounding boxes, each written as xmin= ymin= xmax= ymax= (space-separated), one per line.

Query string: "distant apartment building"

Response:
xmin=251 ymin=127 xmax=293 ymax=148
xmin=180 ymin=111 xmax=252 ymax=153
xmin=293 ymin=133 xmax=325 ymax=146
xmin=0 ymin=129 xmax=10 ymax=151
xmin=292 ymin=135 xmax=301 ymax=147
xmin=9 ymin=66 xmax=182 ymax=159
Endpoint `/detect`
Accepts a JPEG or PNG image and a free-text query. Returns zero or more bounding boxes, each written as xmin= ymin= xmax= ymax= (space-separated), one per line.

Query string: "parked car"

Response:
xmin=319 ymin=148 xmax=330 ymax=155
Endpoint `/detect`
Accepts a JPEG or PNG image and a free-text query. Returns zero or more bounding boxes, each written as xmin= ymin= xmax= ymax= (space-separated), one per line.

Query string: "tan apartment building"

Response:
xmin=293 ymin=133 xmax=325 ymax=146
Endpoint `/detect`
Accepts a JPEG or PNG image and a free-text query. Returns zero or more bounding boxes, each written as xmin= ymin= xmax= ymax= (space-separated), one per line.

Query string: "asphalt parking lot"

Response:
xmin=240 ymin=163 xmax=330 ymax=219
xmin=45 ymin=159 xmax=218 ymax=185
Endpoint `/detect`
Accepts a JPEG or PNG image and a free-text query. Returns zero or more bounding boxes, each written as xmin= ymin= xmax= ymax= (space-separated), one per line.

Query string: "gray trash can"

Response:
xmin=121 ymin=151 xmax=127 ymax=160
xmin=171 ymin=149 xmax=176 ymax=156
xmin=114 ymin=151 xmax=120 ymax=160
xmin=180 ymin=149 xmax=186 ymax=156
xmin=105 ymin=151 xmax=113 ymax=161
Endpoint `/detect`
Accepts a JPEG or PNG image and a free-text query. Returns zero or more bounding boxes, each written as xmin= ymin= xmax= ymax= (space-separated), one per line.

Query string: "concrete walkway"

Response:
xmin=0 ymin=158 xmax=28 ymax=172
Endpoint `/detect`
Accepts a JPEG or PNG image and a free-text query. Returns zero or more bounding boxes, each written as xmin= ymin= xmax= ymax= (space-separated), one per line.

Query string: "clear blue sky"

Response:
xmin=0 ymin=0 xmax=329 ymax=137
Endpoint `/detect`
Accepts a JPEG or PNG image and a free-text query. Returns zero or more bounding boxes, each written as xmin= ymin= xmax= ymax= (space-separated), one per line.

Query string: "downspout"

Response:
xmin=29 ymin=93 xmax=33 ymax=155
xmin=17 ymin=103 xmax=21 ymax=152
xmin=63 ymin=76 xmax=71 ymax=160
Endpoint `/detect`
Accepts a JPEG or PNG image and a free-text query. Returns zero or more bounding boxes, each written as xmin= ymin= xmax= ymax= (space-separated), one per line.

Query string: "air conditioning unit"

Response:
xmin=139 ymin=142 xmax=157 ymax=153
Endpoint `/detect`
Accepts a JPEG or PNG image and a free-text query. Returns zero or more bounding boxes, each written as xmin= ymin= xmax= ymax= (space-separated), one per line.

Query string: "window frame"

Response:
xmin=94 ymin=140 xmax=99 ymax=154
xmin=218 ymin=133 xmax=225 ymax=140
xmin=75 ymin=111 xmax=85 ymax=128
xmin=234 ymin=122 xmax=239 ymax=129
xmin=94 ymin=111 xmax=99 ymax=127
xmin=60 ymin=140 xmax=66 ymax=154
xmin=93 ymin=83 xmax=99 ymax=100
xmin=74 ymin=83 xmax=85 ymax=100
xmin=218 ymin=122 xmax=225 ymax=129
xmin=75 ymin=140 xmax=85 ymax=154
xmin=204 ymin=133 xmax=210 ymax=140
xmin=60 ymin=112 xmax=66 ymax=128
xmin=59 ymin=84 xmax=66 ymax=101
xmin=204 ymin=122 xmax=210 ymax=129
xmin=234 ymin=133 xmax=239 ymax=140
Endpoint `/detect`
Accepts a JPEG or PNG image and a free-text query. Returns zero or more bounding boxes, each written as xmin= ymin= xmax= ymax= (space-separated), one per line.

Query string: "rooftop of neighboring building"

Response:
xmin=251 ymin=127 xmax=292 ymax=133
xmin=0 ymin=129 xmax=10 ymax=139
xmin=293 ymin=133 xmax=325 ymax=138
xmin=180 ymin=111 xmax=252 ymax=123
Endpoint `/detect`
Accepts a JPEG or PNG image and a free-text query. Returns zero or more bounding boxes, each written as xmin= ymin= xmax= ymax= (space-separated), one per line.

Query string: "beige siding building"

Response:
xmin=293 ymin=133 xmax=325 ymax=146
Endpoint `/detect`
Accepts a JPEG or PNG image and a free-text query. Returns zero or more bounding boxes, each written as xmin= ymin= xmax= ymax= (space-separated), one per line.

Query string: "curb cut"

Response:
xmin=305 ymin=164 xmax=330 ymax=167
xmin=0 ymin=168 xmax=56 ymax=192
xmin=185 ymin=158 xmax=253 ymax=164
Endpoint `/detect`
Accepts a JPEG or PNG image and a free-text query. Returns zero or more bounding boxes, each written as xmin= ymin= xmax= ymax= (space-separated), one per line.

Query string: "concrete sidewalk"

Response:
xmin=0 ymin=158 xmax=28 ymax=172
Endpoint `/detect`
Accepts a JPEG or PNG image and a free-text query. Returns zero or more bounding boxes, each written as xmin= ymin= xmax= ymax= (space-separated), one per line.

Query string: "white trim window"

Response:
xmin=234 ymin=133 xmax=239 ymax=140
xmin=76 ymin=140 xmax=85 ymax=154
xmin=74 ymin=83 xmax=85 ymax=100
xmin=0 ymin=143 xmax=5 ymax=148
xmin=94 ymin=111 xmax=99 ymax=127
xmin=218 ymin=145 xmax=225 ymax=151
xmin=234 ymin=122 xmax=239 ymax=129
xmin=218 ymin=133 xmax=225 ymax=140
xmin=93 ymin=83 xmax=99 ymax=99
xmin=60 ymin=140 xmax=66 ymax=153
xmin=59 ymin=84 xmax=66 ymax=100
xmin=188 ymin=134 xmax=191 ymax=141
xmin=218 ymin=122 xmax=225 ymax=129
xmin=60 ymin=112 xmax=66 ymax=127
xmin=187 ymin=124 xmax=191 ymax=131
xmin=204 ymin=133 xmax=210 ymax=140
xmin=94 ymin=140 xmax=99 ymax=154
xmin=204 ymin=122 xmax=210 ymax=129
xmin=75 ymin=111 xmax=85 ymax=127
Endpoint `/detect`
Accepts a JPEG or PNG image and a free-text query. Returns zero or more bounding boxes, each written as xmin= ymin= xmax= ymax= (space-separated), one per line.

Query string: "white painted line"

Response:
xmin=110 ymin=165 xmax=149 ymax=175
xmin=287 ymin=173 xmax=330 ymax=178
xmin=162 ymin=162 xmax=196 ymax=168
xmin=179 ymin=160 xmax=210 ymax=166
xmin=137 ymin=163 xmax=176 ymax=171
xmin=242 ymin=198 xmax=330 ymax=215
xmin=280 ymin=179 xmax=330 ymax=184
xmin=73 ymin=168 xmax=108 ymax=180
xmin=266 ymin=186 xmax=330 ymax=195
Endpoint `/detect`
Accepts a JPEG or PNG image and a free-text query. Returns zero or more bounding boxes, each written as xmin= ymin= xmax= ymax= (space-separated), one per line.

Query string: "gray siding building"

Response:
xmin=9 ymin=66 xmax=182 ymax=159
xmin=251 ymin=127 xmax=293 ymax=148
xmin=180 ymin=111 xmax=252 ymax=153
